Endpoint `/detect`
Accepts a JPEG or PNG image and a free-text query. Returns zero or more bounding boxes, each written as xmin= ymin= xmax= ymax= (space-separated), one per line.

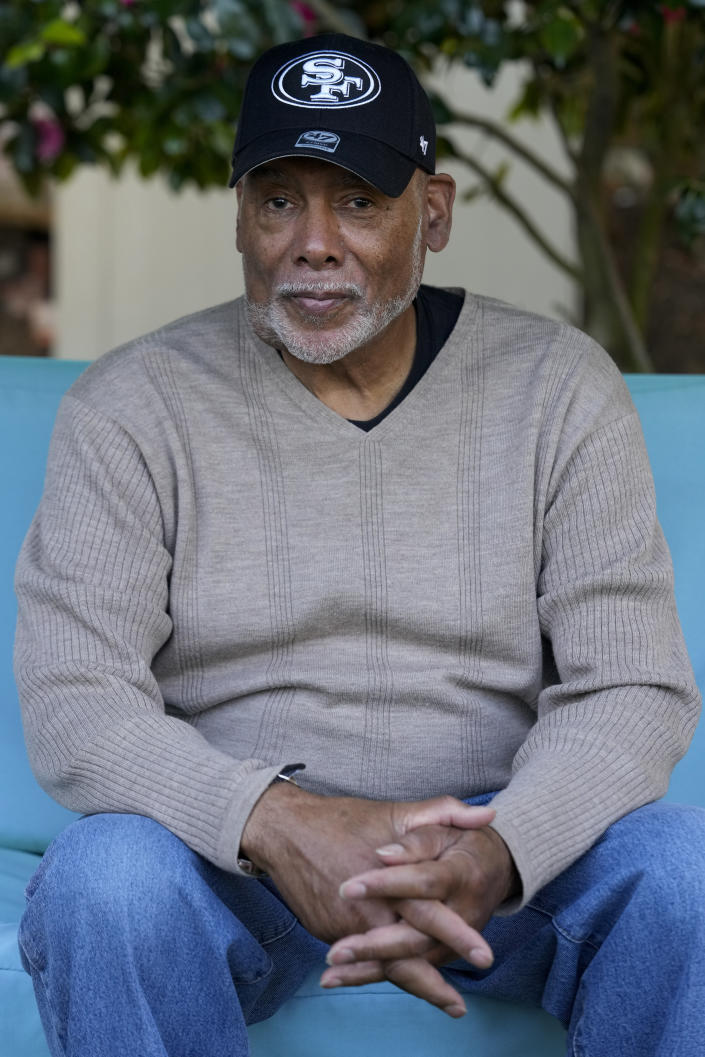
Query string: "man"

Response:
xmin=14 ymin=32 xmax=704 ymax=1057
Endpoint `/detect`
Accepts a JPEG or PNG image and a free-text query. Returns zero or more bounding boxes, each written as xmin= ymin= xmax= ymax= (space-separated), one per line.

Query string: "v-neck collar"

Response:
xmin=242 ymin=288 xmax=478 ymax=442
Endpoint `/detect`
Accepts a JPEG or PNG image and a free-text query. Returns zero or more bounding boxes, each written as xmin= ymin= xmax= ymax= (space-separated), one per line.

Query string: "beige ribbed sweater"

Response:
xmin=14 ymin=292 xmax=700 ymax=906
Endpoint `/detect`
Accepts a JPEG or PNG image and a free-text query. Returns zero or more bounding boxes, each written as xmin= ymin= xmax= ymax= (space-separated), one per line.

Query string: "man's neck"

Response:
xmin=279 ymin=304 xmax=417 ymax=422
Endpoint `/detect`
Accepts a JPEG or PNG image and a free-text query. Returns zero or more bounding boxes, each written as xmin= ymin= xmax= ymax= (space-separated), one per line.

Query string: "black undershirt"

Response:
xmin=349 ymin=285 xmax=464 ymax=432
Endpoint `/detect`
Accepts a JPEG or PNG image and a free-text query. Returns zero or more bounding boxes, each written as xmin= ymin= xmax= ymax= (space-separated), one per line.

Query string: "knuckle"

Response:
xmin=415 ymin=868 xmax=440 ymax=898
xmin=436 ymin=795 xmax=459 ymax=814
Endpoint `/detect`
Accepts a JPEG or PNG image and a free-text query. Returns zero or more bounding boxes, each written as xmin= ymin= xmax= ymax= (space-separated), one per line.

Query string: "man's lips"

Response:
xmin=283 ymin=290 xmax=354 ymax=317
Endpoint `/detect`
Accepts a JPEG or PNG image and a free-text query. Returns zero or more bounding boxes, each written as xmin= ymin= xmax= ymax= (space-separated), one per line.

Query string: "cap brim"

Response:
xmin=229 ymin=128 xmax=418 ymax=198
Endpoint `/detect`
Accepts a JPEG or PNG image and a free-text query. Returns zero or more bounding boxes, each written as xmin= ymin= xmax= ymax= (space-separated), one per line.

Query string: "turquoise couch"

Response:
xmin=1 ymin=356 xmax=703 ymax=1056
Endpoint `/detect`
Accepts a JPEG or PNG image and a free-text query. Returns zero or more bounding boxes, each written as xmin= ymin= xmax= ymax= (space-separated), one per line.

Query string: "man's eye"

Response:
xmin=266 ymin=196 xmax=290 ymax=209
xmin=350 ymin=197 xmax=373 ymax=209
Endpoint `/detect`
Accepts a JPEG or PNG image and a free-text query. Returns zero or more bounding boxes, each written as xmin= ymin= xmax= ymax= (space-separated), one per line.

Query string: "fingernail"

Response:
xmin=320 ymin=974 xmax=341 ymax=989
xmin=444 ymin=1003 xmax=466 ymax=1018
xmin=376 ymin=843 xmax=404 ymax=856
xmin=340 ymin=880 xmax=366 ymax=898
xmin=470 ymin=947 xmax=494 ymax=968
xmin=328 ymin=947 xmax=355 ymax=965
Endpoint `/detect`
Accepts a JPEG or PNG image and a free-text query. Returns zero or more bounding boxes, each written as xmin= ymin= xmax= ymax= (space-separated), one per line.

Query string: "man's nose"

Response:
xmin=293 ymin=203 xmax=343 ymax=268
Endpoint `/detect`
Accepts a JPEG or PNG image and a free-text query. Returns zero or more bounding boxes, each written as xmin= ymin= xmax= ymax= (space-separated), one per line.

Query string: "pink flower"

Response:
xmin=659 ymin=5 xmax=686 ymax=22
xmin=290 ymin=0 xmax=317 ymax=34
xmin=33 ymin=118 xmax=65 ymax=163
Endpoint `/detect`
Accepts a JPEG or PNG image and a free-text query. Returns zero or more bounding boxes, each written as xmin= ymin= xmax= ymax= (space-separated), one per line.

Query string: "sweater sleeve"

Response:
xmin=14 ymin=396 xmax=289 ymax=873
xmin=489 ymin=365 xmax=701 ymax=909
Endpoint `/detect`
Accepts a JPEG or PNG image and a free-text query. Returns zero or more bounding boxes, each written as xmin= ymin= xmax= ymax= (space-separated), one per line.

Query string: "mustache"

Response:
xmin=275 ymin=281 xmax=364 ymax=300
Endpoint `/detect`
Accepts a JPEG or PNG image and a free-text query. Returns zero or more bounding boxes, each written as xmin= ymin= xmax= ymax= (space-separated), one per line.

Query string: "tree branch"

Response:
xmin=447 ymin=108 xmax=576 ymax=199
xmin=583 ymin=192 xmax=654 ymax=372
xmin=545 ymin=83 xmax=581 ymax=167
xmin=451 ymin=145 xmax=583 ymax=282
xmin=579 ymin=25 xmax=617 ymax=189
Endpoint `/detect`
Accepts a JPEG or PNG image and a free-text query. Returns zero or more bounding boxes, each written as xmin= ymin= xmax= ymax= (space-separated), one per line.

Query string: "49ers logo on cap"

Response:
xmin=271 ymin=50 xmax=381 ymax=108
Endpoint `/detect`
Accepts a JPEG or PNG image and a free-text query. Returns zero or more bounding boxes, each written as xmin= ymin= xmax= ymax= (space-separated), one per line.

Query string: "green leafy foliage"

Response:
xmin=2 ymin=0 xmax=704 ymax=205
xmin=0 ymin=0 xmax=310 ymax=190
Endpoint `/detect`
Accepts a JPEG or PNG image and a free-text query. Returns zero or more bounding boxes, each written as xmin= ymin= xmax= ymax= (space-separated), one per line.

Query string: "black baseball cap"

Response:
xmin=229 ymin=33 xmax=436 ymax=198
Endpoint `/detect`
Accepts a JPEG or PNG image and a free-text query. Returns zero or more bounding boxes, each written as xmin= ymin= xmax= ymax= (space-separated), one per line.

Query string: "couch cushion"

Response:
xmin=0 ymin=358 xmax=87 ymax=854
xmin=248 ymin=968 xmax=567 ymax=1056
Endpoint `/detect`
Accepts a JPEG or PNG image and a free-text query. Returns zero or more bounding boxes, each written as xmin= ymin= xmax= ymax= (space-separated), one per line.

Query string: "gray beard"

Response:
xmin=245 ymin=221 xmax=424 ymax=365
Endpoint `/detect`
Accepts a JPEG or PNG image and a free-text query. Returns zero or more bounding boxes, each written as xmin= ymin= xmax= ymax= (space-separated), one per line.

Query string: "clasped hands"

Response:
xmin=240 ymin=785 xmax=519 ymax=1018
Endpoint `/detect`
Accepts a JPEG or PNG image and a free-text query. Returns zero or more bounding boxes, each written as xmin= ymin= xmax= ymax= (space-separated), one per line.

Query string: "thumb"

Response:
xmin=398 ymin=798 xmax=496 ymax=835
xmin=374 ymin=824 xmax=467 ymax=865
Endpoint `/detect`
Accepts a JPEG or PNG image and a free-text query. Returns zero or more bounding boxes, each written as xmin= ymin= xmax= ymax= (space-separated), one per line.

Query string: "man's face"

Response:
xmin=235 ymin=157 xmax=431 ymax=364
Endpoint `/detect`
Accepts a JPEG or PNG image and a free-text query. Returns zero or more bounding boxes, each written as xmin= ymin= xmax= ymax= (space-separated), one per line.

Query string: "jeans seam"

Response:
xmin=19 ymin=944 xmax=68 ymax=1056
xmin=570 ymin=1008 xmax=587 ymax=1057
xmin=258 ymin=914 xmax=299 ymax=948
xmin=551 ymin=920 xmax=600 ymax=951
xmin=526 ymin=899 xmax=601 ymax=952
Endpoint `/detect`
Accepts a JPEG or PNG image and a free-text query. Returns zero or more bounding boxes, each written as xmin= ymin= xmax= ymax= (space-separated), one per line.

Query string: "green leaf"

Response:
xmin=539 ymin=10 xmax=583 ymax=68
xmin=435 ymin=133 xmax=461 ymax=161
xmin=40 ymin=19 xmax=87 ymax=46
xmin=507 ymin=79 xmax=543 ymax=122
xmin=168 ymin=167 xmax=186 ymax=192
xmin=492 ymin=161 xmax=509 ymax=187
xmin=11 ymin=122 xmax=37 ymax=173
xmin=5 ymin=38 xmax=46 ymax=68
xmin=162 ymin=135 xmax=188 ymax=156
xmin=139 ymin=146 xmax=162 ymax=178
xmin=461 ymin=183 xmax=486 ymax=203
xmin=184 ymin=16 xmax=214 ymax=50
xmin=54 ymin=151 xmax=79 ymax=181
xmin=674 ymin=183 xmax=705 ymax=246
xmin=261 ymin=0 xmax=301 ymax=42
xmin=429 ymin=92 xmax=457 ymax=126
xmin=190 ymin=95 xmax=227 ymax=122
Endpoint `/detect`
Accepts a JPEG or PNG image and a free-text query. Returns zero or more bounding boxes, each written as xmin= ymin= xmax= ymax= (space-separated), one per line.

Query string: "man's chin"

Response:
xmin=279 ymin=333 xmax=356 ymax=365
xmin=247 ymin=302 xmax=363 ymax=364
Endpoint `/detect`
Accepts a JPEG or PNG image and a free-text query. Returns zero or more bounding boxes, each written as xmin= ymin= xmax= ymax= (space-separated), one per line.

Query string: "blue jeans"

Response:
xmin=19 ymin=801 xmax=705 ymax=1056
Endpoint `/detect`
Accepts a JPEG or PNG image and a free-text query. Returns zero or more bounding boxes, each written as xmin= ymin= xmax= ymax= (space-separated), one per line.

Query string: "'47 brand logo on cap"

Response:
xmin=272 ymin=50 xmax=381 ymax=108
xmin=295 ymin=130 xmax=341 ymax=153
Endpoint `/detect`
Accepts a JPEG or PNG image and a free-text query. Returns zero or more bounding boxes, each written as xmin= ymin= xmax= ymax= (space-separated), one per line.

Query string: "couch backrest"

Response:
xmin=626 ymin=376 xmax=705 ymax=806
xmin=1 ymin=358 xmax=86 ymax=852
xmin=1 ymin=358 xmax=704 ymax=853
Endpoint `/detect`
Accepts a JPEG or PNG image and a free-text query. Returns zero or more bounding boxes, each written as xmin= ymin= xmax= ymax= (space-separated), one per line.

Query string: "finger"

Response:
xmin=375 ymin=825 xmax=461 ymax=865
xmin=327 ymin=919 xmax=434 ymax=967
xmin=320 ymin=959 xmax=386 ymax=989
xmin=399 ymin=799 xmax=495 ymax=834
xmin=397 ymin=898 xmax=494 ymax=969
xmin=331 ymin=896 xmax=493 ymax=970
xmin=383 ymin=957 xmax=467 ymax=1018
xmin=340 ymin=860 xmax=455 ymax=901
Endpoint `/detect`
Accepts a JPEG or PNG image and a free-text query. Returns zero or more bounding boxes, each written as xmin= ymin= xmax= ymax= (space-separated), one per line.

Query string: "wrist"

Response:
xmin=483 ymin=826 xmax=521 ymax=903
xmin=239 ymin=765 xmax=307 ymax=875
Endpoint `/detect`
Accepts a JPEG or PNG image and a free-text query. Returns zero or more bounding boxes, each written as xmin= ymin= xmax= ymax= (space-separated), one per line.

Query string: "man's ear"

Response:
xmin=425 ymin=173 xmax=455 ymax=253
